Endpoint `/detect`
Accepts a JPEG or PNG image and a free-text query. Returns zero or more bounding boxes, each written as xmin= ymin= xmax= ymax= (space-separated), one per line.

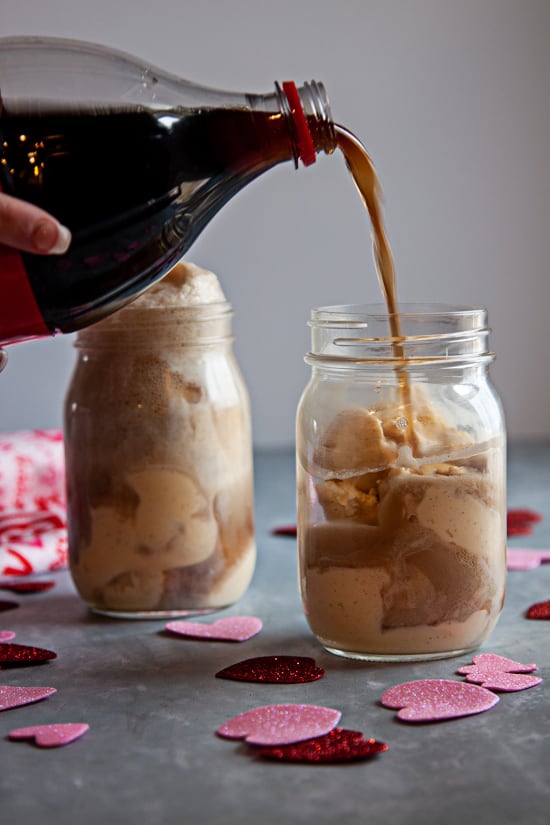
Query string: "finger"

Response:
xmin=0 ymin=193 xmax=71 ymax=254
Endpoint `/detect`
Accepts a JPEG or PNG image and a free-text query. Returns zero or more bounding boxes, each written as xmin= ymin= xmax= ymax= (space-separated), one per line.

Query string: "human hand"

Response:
xmin=0 ymin=192 xmax=71 ymax=255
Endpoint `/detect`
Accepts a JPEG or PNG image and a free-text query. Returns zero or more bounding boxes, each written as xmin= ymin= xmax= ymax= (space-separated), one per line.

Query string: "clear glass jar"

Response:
xmin=64 ymin=296 xmax=255 ymax=618
xmin=296 ymin=304 xmax=506 ymax=661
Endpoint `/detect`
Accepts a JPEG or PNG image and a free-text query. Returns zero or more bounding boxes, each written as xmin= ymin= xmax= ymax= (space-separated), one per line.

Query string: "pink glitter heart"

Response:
xmin=507 ymin=548 xmax=550 ymax=570
xmin=461 ymin=671 xmax=542 ymax=692
xmin=165 ymin=616 xmax=262 ymax=642
xmin=0 ymin=685 xmax=57 ymax=711
xmin=457 ymin=654 xmax=537 ymax=676
xmin=9 ymin=723 xmax=89 ymax=748
xmin=457 ymin=653 xmax=542 ymax=692
xmin=380 ymin=679 xmax=499 ymax=722
xmin=0 ymin=631 xmax=16 ymax=642
xmin=217 ymin=704 xmax=341 ymax=746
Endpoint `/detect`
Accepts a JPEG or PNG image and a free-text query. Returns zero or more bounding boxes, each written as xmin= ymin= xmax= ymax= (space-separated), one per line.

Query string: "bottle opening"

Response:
xmin=281 ymin=81 xmax=317 ymax=167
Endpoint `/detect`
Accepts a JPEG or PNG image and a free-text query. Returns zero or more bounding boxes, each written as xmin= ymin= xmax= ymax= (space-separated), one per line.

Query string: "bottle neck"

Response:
xmin=277 ymin=81 xmax=336 ymax=167
xmin=247 ymin=80 xmax=336 ymax=169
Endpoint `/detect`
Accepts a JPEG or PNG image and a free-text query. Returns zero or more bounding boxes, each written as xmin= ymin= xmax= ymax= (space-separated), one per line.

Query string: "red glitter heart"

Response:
xmin=507 ymin=508 xmax=542 ymax=537
xmin=258 ymin=728 xmax=389 ymax=763
xmin=507 ymin=524 xmax=535 ymax=537
xmin=0 ymin=601 xmax=19 ymax=613
xmin=525 ymin=599 xmax=550 ymax=620
xmin=271 ymin=525 xmax=297 ymax=537
xmin=0 ymin=580 xmax=55 ymax=594
xmin=507 ymin=508 xmax=542 ymax=525
xmin=0 ymin=643 xmax=57 ymax=668
xmin=216 ymin=655 xmax=325 ymax=684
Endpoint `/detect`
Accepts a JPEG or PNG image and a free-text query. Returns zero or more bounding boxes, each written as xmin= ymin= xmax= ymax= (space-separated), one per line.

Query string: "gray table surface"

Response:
xmin=1 ymin=442 xmax=549 ymax=825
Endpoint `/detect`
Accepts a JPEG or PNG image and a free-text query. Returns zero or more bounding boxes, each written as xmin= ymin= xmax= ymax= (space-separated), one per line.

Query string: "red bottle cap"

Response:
xmin=282 ymin=81 xmax=317 ymax=167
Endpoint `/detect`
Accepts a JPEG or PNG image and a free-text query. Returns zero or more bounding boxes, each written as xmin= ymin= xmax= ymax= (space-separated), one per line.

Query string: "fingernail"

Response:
xmin=33 ymin=221 xmax=72 ymax=254
xmin=49 ymin=223 xmax=72 ymax=254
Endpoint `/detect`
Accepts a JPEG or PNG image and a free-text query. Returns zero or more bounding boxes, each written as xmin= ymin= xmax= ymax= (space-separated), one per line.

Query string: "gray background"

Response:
xmin=1 ymin=0 xmax=549 ymax=447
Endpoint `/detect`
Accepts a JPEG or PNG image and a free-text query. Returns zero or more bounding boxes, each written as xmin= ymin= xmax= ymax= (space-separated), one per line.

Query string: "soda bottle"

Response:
xmin=0 ymin=36 xmax=335 ymax=344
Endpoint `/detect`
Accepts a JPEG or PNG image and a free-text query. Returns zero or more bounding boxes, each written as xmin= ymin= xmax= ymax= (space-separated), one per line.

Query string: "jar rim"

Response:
xmin=75 ymin=300 xmax=234 ymax=349
xmin=306 ymin=303 xmax=493 ymax=367
xmin=83 ymin=299 xmax=232 ymax=324
xmin=310 ymin=302 xmax=485 ymax=322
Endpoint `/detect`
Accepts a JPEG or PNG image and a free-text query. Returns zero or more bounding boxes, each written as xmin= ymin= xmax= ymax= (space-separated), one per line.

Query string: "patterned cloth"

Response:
xmin=0 ymin=429 xmax=67 ymax=580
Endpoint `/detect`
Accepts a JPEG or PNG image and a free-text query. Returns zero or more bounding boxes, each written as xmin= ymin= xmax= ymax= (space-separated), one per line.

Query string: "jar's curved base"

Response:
xmin=322 ymin=644 xmax=480 ymax=663
xmin=90 ymin=605 xmax=223 ymax=620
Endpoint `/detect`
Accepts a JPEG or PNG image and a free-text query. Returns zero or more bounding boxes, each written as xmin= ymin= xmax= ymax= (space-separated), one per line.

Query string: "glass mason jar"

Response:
xmin=64 ymin=296 xmax=255 ymax=618
xmin=296 ymin=304 xmax=506 ymax=661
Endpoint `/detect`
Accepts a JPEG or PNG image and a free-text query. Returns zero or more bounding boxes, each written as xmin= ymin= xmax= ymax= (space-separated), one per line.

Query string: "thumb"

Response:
xmin=0 ymin=193 xmax=71 ymax=254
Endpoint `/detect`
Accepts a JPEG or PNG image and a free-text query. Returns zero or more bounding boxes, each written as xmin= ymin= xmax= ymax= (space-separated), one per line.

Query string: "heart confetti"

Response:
xmin=216 ymin=655 xmax=325 ymax=684
xmin=0 ymin=600 xmax=19 ymax=613
xmin=9 ymin=723 xmax=89 ymax=748
xmin=217 ymin=704 xmax=341 ymax=746
xmin=258 ymin=728 xmax=389 ymax=763
xmin=0 ymin=685 xmax=57 ymax=711
xmin=165 ymin=616 xmax=262 ymax=642
xmin=507 ymin=548 xmax=550 ymax=570
xmin=457 ymin=654 xmax=542 ymax=692
xmin=457 ymin=654 xmax=537 ymax=675
xmin=0 ymin=580 xmax=55 ymax=594
xmin=525 ymin=599 xmax=550 ymax=620
xmin=0 ymin=643 xmax=57 ymax=668
xmin=380 ymin=679 xmax=499 ymax=722
xmin=462 ymin=671 xmax=541 ymax=692
xmin=0 ymin=631 xmax=16 ymax=642
xmin=507 ymin=508 xmax=542 ymax=537
xmin=271 ymin=525 xmax=297 ymax=537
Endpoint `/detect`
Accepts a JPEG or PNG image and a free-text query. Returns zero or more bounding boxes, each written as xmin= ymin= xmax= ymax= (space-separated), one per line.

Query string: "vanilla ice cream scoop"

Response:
xmin=129 ymin=261 xmax=226 ymax=308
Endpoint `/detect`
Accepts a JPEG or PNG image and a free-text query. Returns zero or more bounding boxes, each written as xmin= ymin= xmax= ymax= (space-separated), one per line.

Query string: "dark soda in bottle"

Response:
xmin=0 ymin=37 xmax=335 ymax=344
